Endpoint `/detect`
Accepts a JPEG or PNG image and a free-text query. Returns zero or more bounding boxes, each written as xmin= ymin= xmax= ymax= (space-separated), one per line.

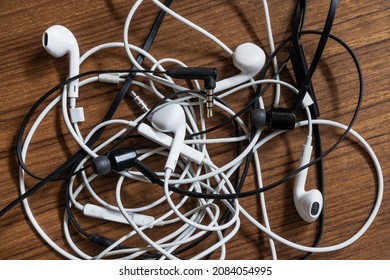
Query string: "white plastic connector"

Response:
xmin=215 ymin=43 xmax=266 ymax=93
xmin=301 ymin=92 xmax=314 ymax=109
xmin=83 ymin=203 xmax=159 ymax=227
xmin=69 ymin=107 xmax=85 ymax=123
xmin=99 ymin=73 xmax=121 ymax=84
xmin=137 ymin=123 xmax=204 ymax=164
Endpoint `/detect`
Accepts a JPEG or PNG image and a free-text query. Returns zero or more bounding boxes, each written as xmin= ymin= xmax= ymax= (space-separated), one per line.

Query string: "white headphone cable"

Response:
xmin=244 ymin=119 xmax=383 ymax=253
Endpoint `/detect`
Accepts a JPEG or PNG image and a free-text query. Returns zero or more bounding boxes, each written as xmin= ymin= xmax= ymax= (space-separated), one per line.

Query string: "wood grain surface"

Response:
xmin=0 ymin=0 xmax=389 ymax=260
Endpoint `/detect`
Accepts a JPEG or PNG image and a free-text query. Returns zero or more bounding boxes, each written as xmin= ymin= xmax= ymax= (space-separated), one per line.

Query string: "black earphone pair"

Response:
xmin=251 ymin=0 xmax=338 ymax=130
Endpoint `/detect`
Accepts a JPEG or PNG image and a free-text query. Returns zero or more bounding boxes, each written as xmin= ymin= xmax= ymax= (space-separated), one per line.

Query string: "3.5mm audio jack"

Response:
xmin=165 ymin=67 xmax=218 ymax=118
xmin=206 ymin=89 xmax=214 ymax=118
xmin=130 ymin=91 xmax=150 ymax=113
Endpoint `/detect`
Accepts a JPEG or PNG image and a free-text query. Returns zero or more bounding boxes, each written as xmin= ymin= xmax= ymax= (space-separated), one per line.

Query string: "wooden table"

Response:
xmin=0 ymin=0 xmax=389 ymax=260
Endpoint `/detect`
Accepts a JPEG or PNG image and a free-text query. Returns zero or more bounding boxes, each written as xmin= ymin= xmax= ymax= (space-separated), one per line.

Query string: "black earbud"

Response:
xmin=92 ymin=148 xmax=137 ymax=175
xmin=92 ymin=148 xmax=160 ymax=184
xmin=251 ymin=108 xmax=296 ymax=130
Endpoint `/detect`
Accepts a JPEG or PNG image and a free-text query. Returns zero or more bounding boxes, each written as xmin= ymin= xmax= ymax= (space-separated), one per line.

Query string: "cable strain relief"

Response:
xmin=69 ymin=107 xmax=85 ymax=123
xmin=99 ymin=73 xmax=120 ymax=84
xmin=301 ymin=92 xmax=314 ymax=109
xmin=267 ymin=108 xmax=296 ymax=130
xmin=88 ymin=234 xmax=125 ymax=250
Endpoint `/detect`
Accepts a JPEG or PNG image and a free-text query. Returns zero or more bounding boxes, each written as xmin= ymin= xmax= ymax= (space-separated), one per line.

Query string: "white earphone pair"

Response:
xmin=42 ymin=24 xmax=322 ymax=224
xmin=42 ymin=25 xmax=266 ymax=98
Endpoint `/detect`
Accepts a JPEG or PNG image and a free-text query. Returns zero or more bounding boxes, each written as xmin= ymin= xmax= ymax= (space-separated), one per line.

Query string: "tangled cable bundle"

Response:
xmin=2 ymin=0 xmax=383 ymax=260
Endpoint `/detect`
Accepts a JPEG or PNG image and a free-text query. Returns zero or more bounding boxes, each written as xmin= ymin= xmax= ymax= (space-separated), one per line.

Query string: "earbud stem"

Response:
xmin=294 ymin=139 xmax=313 ymax=197
xmin=137 ymin=123 xmax=204 ymax=164
xmin=293 ymin=136 xmax=324 ymax=223
xmin=68 ymin=53 xmax=79 ymax=98
xmin=214 ymin=73 xmax=253 ymax=93
xmin=164 ymin=126 xmax=185 ymax=172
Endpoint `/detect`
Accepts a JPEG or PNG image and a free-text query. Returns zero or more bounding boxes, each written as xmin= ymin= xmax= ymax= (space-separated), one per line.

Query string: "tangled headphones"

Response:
xmin=1 ymin=0 xmax=383 ymax=260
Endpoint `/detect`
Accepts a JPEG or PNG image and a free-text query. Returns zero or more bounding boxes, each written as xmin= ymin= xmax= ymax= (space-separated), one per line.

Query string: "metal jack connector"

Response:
xmin=206 ymin=89 xmax=214 ymax=118
xmin=165 ymin=67 xmax=218 ymax=118
xmin=130 ymin=91 xmax=150 ymax=113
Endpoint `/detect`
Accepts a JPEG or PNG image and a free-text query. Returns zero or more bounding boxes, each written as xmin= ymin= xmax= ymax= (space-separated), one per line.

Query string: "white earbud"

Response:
xmin=42 ymin=25 xmax=80 ymax=98
xmin=293 ymin=136 xmax=323 ymax=223
xmin=149 ymin=103 xmax=186 ymax=172
xmin=214 ymin=42 xmax=266 ymax=93
xmin=137 ymin=123 xmax=204 ymax=164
